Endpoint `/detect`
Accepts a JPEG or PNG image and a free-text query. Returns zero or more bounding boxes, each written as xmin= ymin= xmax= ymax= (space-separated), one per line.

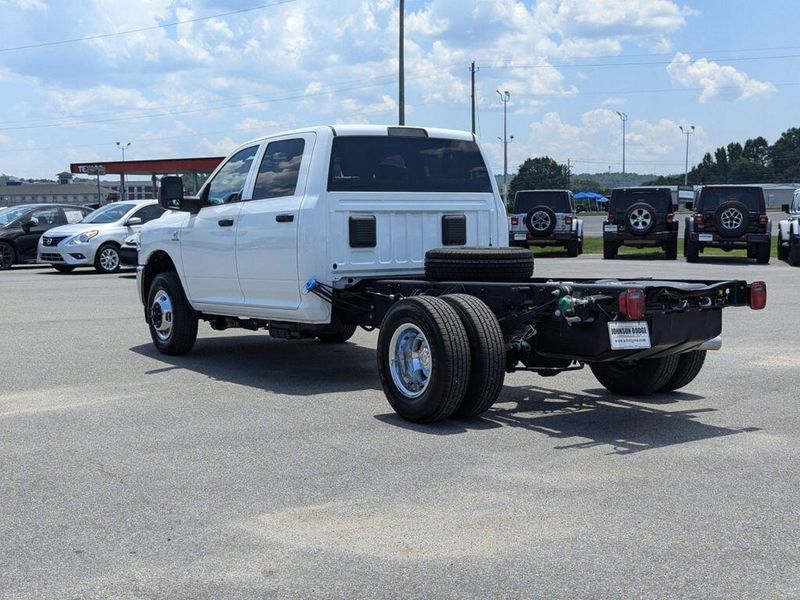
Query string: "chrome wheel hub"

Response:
xmin=151 ymin=290 xmax=174 ymax=341
xmin=99 ymin=247 xmax=120 ymax=271
xmin=530 ymin=211 xmax=551 ymax=231
xmin=629 ymin=208 xmax=652 ymax=231
xmin=389 ymin=324 xmax=432 ymax=398
xmin=721 ymin=208 xmax=743 ymax=230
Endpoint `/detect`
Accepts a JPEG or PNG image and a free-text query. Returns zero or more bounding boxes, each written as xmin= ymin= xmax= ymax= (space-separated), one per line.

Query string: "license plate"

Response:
xmin=604 ymin=224 xmax=617 ymax=232
xmin=514 ymin=233 xmax=527 ymax=240
xmin=698 ymin=233 xmax=713 ymax=242
xmin=608 ymin=321 xmax=651 ymax=350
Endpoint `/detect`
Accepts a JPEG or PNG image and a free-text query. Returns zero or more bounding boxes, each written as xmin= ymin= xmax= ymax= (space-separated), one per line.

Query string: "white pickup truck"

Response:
xmin=137 ymin=125 xmax=766 ymax=423
xmin=777 ymin=188 xmax=800 ymax=265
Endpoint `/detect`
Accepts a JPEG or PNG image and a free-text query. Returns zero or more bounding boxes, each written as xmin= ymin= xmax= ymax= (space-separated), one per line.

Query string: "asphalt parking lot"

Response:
xmin=1 ymin=257 xmax=798 ymax=599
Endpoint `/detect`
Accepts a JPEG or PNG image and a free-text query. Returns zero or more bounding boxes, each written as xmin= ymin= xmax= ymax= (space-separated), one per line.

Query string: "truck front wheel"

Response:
xmin=148 ymin=272 xmax=198 ymax=355
xmin=590 ymin=354 xmax=679 ymax=396
xmin=377 ymin=296 xmax=470 ymax=423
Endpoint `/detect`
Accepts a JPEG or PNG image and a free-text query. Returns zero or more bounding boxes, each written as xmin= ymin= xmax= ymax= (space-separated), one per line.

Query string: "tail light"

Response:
xmin=510 ymin=216 xmax=519 ymax=225
xmin=565 ymin=216 xmax=573 ymax=226
xmin=618 ymin=288 xmax=647 ymax=320
xmin=693 ymin=213 xmax=704 ymax=225
xmin=608 ymin=214 xmax=615 ymax=224
xmin=748 ymin=281 xmax=767 ymax=310
xmin=758 ymin=214 xmax=768 ymax=229
xmin=666 ymin=213 xmax=674 ymax=223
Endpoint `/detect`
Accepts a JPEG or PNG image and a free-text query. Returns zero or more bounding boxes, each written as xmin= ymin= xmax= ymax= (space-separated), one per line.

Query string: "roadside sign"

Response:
xmin=78 ymin=165 xmax=106 ymax=175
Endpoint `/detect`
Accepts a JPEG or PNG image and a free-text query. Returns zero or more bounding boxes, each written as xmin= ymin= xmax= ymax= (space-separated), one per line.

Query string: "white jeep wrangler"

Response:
xmin=777 ymin=188 xmax=800 ymax=266
xmin=137 ymin=125 xmax=765 ymax=423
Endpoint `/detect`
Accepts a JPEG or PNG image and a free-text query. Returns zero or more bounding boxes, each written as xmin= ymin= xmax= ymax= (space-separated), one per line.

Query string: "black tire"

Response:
xmin=578 ymin=239 xmax=584 ymax=255
xmin=566 ymin=238 xmax=579 ymax=257
xmin=524 ymin=205 xmax=557 ymax=237
xmin=603 ymin=240 xmax=617 ymax=259
xmin=94 ymin=243 xmax=121 ymax=273
xmin=790 ymin=236 xmax=800 ymax=267
xmin=590 ymin=354 xmax=680 ymax=396
xmin=425 ymin=247 xmax=533 ymax=282
xmin=0 ymin=241 xmax=16 ymax=270
xmin=777 ymin=235 xmax=789 ymax=261
xmin=54 ymin=265 xmax=75 ymax=273
xmin=713 ymin=201 xmax=749 ymax=238
xmin=147 ymin=271 xmax=198 ymax=355
xmin=664 ymin=236 xmax=678 ymax=260
xmin=659 ymin=350 xmax=706 ymax=392
xmin=624 ymin=202 xmax=657 ymax=236
xmin=377 ymin=296 xmax=470 ymax=423
xmin=441 ymin=294 xmax=505 ymax=418
xmin=755 ymin=241 xmax=770 ymax=265
xmin=685 ymin=238 xmax=699 ymax=263
xmin=317 ymin=321 xmax=357 ymax=343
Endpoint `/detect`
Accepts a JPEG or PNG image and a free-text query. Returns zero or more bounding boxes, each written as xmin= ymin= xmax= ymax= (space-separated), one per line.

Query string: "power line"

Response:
xmin=480 ymin=52 xmax=800 ymax=70
xmin=0 ymin=0 xmax=295 ymax=53
xmin=510 ymin=82 xmax=800 ymax=99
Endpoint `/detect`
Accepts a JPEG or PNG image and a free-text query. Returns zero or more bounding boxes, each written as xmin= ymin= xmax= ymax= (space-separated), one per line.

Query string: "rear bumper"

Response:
xmin=688 ymin=231 xmax=770 ymax=246
xmin=604 ymin=229 xmax=677 ymax=243
xmin=509 ymin=231 xmax=578 ymax=244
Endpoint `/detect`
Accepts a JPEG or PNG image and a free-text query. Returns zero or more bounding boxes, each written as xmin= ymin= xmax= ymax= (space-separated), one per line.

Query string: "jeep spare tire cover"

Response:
xmin=425 ymin=247 xmax=533 ymax=282
xmin=524 ymin=205 xmax=557 ymax=237
xmin=624 ymin=202 xmax=657 ymax=236
xmin=713 ymin=200 xmax=749 ymax=238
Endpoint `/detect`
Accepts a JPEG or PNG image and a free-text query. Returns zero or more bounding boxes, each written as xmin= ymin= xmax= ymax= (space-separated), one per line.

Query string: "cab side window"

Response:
xmin=252 ymin=139 xmax=305 ymax=200
xmin=132 ymin=204 xmax=166 ymax=224
xmin=205 ymin=146 xmax=259 ymax=206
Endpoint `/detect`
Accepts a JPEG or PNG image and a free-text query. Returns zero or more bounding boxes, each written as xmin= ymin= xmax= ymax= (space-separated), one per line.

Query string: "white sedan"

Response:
xmin=38 ymin=200 xmax=165 ymax=273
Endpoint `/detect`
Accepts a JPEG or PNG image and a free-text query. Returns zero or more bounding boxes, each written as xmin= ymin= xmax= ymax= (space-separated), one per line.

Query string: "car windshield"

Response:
xmin=513 ymin=191 xmax=571 ymax=213
xmin=0 ymin=206 xmax=32 ymax=227
xmin=699 ymin=187 xmax=763 ymax=211
xmin=612 ymin=189 xmax=672 ymax=212
xmin=328 ymin=136 xmax=492 ymax=193
xmin=81 ymin=203 xmax=136 ymax=224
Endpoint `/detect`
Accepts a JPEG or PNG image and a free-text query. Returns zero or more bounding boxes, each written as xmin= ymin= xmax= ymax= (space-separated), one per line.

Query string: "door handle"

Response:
xmin=275 ymin=214 xmax=294 ymax=223
xmin=218 ymin=218 xmax=234 ymax=227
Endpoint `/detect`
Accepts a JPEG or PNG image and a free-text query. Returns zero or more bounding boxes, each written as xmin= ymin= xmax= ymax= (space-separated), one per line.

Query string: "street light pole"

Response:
xmin=497 ymin=90 xmax=511 ymax=205
xmin=679 ymin=125 xmax=695 ymax=185
xmin=616 ymin=112 xmax=627 ymax=186
xmin=116 ymin=141 xmax=131 ymax=201
xmin=398 ymin=0 xmax=405 ymax=126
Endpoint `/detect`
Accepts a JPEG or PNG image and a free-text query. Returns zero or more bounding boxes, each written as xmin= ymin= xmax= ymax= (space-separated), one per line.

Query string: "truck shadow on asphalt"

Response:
xmin=130 ymin=335 xmax=382 ymax=396
xmin=376 ymin=384 xmax=759 ymax=455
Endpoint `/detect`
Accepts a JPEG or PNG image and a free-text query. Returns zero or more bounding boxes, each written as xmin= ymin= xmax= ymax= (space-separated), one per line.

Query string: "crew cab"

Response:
xmin=137 ymin=125 xmax=766 ymax=424
xmin=777 ymin=188 xmax=800 ymax=266
xmin=684 ymin=185 xmax=771 ymax=264
xmin=603 ymin=187 xmax=678 ymax=259
xmin=508 ymin=189 xmax=583 ymax=256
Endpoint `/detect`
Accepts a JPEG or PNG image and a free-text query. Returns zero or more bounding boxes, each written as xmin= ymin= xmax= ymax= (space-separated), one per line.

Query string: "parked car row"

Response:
xmin=509 ymin=184 xmax=798 ymax=266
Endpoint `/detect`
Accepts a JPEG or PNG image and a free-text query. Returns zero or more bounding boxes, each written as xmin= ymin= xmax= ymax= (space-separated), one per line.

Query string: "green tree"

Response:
xmin=509 ymin=156 xmax=569 ymax=197
xmin=743 ymin=136 xmax=770 ymax=166
xmin=769 ymin=127 xmax=800 ymax=181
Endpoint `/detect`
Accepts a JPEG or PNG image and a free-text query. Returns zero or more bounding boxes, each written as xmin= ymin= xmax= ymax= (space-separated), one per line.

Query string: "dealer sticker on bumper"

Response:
xmin=604 ymin=224 xmax=618 ymax=232
xmin=608 ymin=321 xmax=651 ymax=350
xmin=698 ymin=233 xmax=713 ymax=242
xmin=514 ymin=233 xmax=527 ymax=240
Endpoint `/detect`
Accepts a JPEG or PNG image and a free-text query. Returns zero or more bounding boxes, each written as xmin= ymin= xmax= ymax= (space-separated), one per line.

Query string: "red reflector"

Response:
xmin=565 ymin=216 xmax=573 ymax=225
xmin=693 ymin=213 xmax=703 ymax=225
xmin=666 ymin=213 xmax=674 ymax=223
xmin=618 ymin=288 xmax=647 ymax=320
xmin=748 ymin=281 xmax=767 ymax=310
xmin=511 ymin=216 xmax=519 ymax=225
xmin=758 ymin=214 xmax=768 ymax=227
xmin=608 ymin=214 xmax=615 ymax=224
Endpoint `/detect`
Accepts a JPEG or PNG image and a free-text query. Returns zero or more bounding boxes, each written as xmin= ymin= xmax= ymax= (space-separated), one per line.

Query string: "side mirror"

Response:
xmin=22 ymin=219 xmax=36 ymax=232
xmin=684 ymin=201 xmax=694 ymax=211
xmin=159 ymin=176 xmax=188 ymax=211
xmin=782 ymin=204 xmax=790 ymax=214
xmin=126 ymin=217 xmax=142 ymax=226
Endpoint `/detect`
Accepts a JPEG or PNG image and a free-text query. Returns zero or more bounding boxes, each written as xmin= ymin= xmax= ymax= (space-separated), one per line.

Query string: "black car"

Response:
xmin=603 ymin=187 xmax=678 ymax=260
xmin=684 ymin=186 xmax=771 ymax=264
xmin=0 ymin=204 xmax=93 ymax=270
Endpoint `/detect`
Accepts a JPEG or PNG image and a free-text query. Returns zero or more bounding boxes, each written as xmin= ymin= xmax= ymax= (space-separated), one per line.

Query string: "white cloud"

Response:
xmin=666 ymin=53 xmax=776 ymax=102
xmin=601 ymin=97 xmax=629 ymax=106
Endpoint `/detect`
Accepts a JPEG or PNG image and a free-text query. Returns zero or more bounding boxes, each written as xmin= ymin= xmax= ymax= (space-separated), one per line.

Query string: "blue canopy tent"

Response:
xmin=574 ymin=191 xmax=609 ymax=211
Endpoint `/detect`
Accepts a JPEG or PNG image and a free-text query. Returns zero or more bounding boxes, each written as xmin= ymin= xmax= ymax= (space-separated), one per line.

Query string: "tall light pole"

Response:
xmin=497 ymin=90 xmax=511 ymax=205
xmin=398 ymin=0 xmax=405 ymax=126
xmin=116 ymin=141 xmax=131 ymax=201
xmin=615 ymin=111 xmax=627 ymax=186
xmin=679 ymin=125 xmax=695 ymax=185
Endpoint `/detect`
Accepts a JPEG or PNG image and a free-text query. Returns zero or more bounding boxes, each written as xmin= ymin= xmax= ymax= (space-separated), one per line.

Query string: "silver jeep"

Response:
xmin=508 ymin=189 xmax=583 ymax=256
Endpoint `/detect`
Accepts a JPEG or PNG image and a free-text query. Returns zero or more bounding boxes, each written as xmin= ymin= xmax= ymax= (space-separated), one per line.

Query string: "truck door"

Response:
xmin=236 ymin=133 xmax=314 ymax=310
xmin=180 ymin=145 xmax=259 ymax=307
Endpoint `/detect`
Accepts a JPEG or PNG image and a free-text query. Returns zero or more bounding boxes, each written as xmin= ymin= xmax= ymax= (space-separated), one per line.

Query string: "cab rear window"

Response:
xmin=513 ymin=191 xmax=571 ymax=213
xmin=328 ymin=136 xmax=492 ymax=193
xmin=698 ymin=187 xmax=764 ymax=211
xmin=611 ymin=189 xmax=672 ymax=212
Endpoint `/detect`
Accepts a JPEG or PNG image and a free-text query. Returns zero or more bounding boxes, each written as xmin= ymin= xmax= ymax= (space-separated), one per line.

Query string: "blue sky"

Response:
xmin=0 ymin=0 xmax=797 ymax=179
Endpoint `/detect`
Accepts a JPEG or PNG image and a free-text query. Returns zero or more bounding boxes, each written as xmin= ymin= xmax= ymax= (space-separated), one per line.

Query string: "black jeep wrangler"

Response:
xmin=603 ymin=187 xmax=678 ymax=260
xmin=684 ymin=186 xmax=771 ymax=264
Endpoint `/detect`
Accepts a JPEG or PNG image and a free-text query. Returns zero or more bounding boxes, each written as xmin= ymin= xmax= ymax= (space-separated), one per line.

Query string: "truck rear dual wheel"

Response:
xmin=377 ymin=295 xmax=505 ymax=423
xmin=148 ymin=272 xmax=198 ymax=355
xmin=590 ymin=350 xmax=707 ymax=396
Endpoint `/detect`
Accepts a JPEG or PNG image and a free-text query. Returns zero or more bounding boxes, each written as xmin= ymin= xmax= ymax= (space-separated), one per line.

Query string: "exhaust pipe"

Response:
xmin=697 ymin=336 xmax=722 ymax=352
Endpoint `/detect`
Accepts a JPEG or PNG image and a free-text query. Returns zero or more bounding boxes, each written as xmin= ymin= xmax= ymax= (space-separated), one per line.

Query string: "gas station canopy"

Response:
xmin=70 ymin=156 xmax=223 ymax=177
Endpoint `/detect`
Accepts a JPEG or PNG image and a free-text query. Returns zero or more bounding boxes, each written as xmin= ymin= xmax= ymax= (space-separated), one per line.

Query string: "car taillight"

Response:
xmin=565 ymin=216 xmax=573 ymax=226
xmin=666 ymin=213 xmax=674 ymax=223
xmin=608 ymin=214 xmax=615 ymax=224
xmin=748 ymin=281 xmax=767 ymax=310
xmin=618 ymin=288 xmax=647 ymax=320
xmin=693 ymin=213 xmax=703 ymax=225
xmin=510 ymin=216 xmax=519 ymax=225
xmin=758 ymin=214 xmax=768 ymax=228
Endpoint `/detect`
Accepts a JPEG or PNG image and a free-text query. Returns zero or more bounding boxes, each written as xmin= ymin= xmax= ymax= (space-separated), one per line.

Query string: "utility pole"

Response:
xmin=680 ymin=125 xmax=695 ymax=185
xmin=116 ymin=141 xmax=131 ymax=201
xmin=470 ymin=61 xmax=479 ymax=134
xmin=398 ymin=0 xmax=405 ymax=126
xmin=567 ymin=158 xmax=571 ymax=187
xmin=616 ymin=111 xmax=627 ymax=186
xmin=496 ymin=90 xmax=512 ymax=205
